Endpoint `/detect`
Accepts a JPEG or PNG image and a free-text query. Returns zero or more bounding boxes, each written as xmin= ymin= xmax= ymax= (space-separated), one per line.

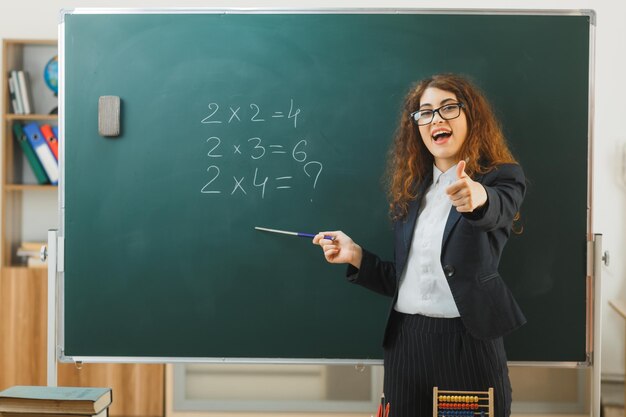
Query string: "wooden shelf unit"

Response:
xmin=1 ymin=39 xmax=58 ymax=268
xmin=5 ymin=114 xmax=59 ymax=122
xmin=4 ymin=184 xmax=57 ymax=192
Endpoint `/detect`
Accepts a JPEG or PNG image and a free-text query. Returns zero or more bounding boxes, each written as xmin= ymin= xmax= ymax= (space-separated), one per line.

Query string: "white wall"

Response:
xmin=1 ymin=0 xmax=624 ymax=379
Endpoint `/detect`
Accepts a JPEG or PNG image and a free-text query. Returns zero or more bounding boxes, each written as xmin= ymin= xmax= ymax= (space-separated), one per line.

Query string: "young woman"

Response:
xmin=313 ymin=73 xmax=526 ymax=417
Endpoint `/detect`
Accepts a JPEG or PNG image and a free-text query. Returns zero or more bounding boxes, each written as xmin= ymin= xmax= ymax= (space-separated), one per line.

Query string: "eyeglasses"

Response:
xmin=410 ymin=102 xmax=465 ymax=126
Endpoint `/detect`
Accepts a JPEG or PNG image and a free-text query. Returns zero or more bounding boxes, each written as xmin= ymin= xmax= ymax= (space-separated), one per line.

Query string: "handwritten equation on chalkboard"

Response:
xmin=199 ymin=99 xmax=324 ymax=201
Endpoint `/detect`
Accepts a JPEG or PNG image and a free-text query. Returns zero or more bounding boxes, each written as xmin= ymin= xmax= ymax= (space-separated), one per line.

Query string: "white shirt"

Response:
xmin=394 ymin=164 xmax=461 ymax=318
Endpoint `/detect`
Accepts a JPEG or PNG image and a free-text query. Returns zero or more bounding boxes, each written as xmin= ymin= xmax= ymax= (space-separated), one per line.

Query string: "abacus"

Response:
xmin=432 ymin=387 xmax=493 ymax=417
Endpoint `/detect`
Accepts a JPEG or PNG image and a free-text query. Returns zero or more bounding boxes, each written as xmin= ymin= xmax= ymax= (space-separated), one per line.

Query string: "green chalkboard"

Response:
xmin=61 ymin=11 xmax=591 ymax=362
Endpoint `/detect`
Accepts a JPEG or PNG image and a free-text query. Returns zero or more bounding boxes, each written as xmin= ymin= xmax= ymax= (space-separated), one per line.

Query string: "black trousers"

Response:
xmin=383 ymin=311 xmax=512 ymax=417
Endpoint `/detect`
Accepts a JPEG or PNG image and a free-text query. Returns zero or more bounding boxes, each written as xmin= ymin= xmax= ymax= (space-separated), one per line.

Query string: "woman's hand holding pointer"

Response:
xmin=313 ymin=231 xmax=363 ymax=269
xmin=445 ymin=160 xmax=488 ymax=213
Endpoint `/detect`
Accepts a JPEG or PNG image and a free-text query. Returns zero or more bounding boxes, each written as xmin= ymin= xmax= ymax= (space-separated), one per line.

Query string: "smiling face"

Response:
xmin=417 ymin=87 xmax=468 ymax=172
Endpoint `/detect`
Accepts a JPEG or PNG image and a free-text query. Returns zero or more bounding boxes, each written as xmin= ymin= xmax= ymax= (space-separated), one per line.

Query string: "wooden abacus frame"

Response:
xmin=433 ymin=387 xmax=493 ymax=417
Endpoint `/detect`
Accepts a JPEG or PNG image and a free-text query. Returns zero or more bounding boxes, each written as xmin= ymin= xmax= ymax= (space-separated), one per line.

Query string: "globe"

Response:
xmin=44 ymin=55 xmax=58 ymax=96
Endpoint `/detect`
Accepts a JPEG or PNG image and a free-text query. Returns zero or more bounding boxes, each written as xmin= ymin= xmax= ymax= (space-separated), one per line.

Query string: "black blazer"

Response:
xmin=347 ymin=163 xmax=527 ymax=343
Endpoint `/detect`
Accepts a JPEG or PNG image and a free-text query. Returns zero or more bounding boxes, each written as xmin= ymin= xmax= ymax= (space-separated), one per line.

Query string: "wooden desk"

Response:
xmin=609 ymin=299 xmax=626 ymax=416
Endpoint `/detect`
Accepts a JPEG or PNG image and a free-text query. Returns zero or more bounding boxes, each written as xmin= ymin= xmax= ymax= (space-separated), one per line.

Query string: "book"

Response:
xmin=22 ymin=122 xmax=59 ymax=185
xmin=40 ymin=125 xmax=58 ymax=160
xmin=12 ymin=123 xmax=49 ymax=184
xmin=10 ymin=71 xmax=25 ymax=115
xmin=8 ymin=73 xmax=21 ymax=114
xmin=19 ymin=241 xmax=46 ymax=252
xmin=17 ymin=242 xmax=44 ymax=257
xmin=26 ymin=257 xmax=47 ymax=268
xmin=0 ymin=409 xmax=108 ymax=417
xmin=16 ymin=71 xmax=32 ymax=114
xmin=16 ymin=247 xmax=41 ymax=257
xmin=0 ymin=387 xmax=112 ymax=415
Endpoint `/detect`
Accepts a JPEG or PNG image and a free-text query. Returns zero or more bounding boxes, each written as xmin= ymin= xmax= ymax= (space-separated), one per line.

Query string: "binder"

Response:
xmin=22 ymin=122 xmax=58 ymax=185
xmin=12 ymin=123 xmax=49 ymax=184
xmin=40 ymin=124 xmax=58 ymax=160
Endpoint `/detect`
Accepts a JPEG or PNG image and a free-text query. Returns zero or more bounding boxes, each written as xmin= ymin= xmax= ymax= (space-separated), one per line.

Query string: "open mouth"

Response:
xmin=432 ymin=129 xmax=452 ymax=142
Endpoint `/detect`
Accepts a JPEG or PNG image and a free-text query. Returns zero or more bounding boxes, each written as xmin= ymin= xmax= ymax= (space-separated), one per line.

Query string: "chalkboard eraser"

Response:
xmin=98 ymin=96 xmax=121 ymax=137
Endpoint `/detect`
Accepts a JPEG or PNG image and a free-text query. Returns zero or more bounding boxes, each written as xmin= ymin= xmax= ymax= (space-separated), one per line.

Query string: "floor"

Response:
xmin=511 ymin=409 xmax=593 ymax=415
xmin=511 ymin=410 xmax=621 ymax=417
xmin=510 ymin=379 xmax=623 ymax=416
xmin=603 ymin=380 xmax=624 ymax=417
xmin=604 ymin=406 xmax=624 ymax=417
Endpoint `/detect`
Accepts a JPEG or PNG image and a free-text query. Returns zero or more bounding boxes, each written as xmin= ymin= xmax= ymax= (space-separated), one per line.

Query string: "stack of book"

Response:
xmin=8 ymin=70 xmax=33 ymax=115
xmin=0 ymin=386 xmax=112 ymax=417
xmin=16 ymin=241 xmax=47 ymax=268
